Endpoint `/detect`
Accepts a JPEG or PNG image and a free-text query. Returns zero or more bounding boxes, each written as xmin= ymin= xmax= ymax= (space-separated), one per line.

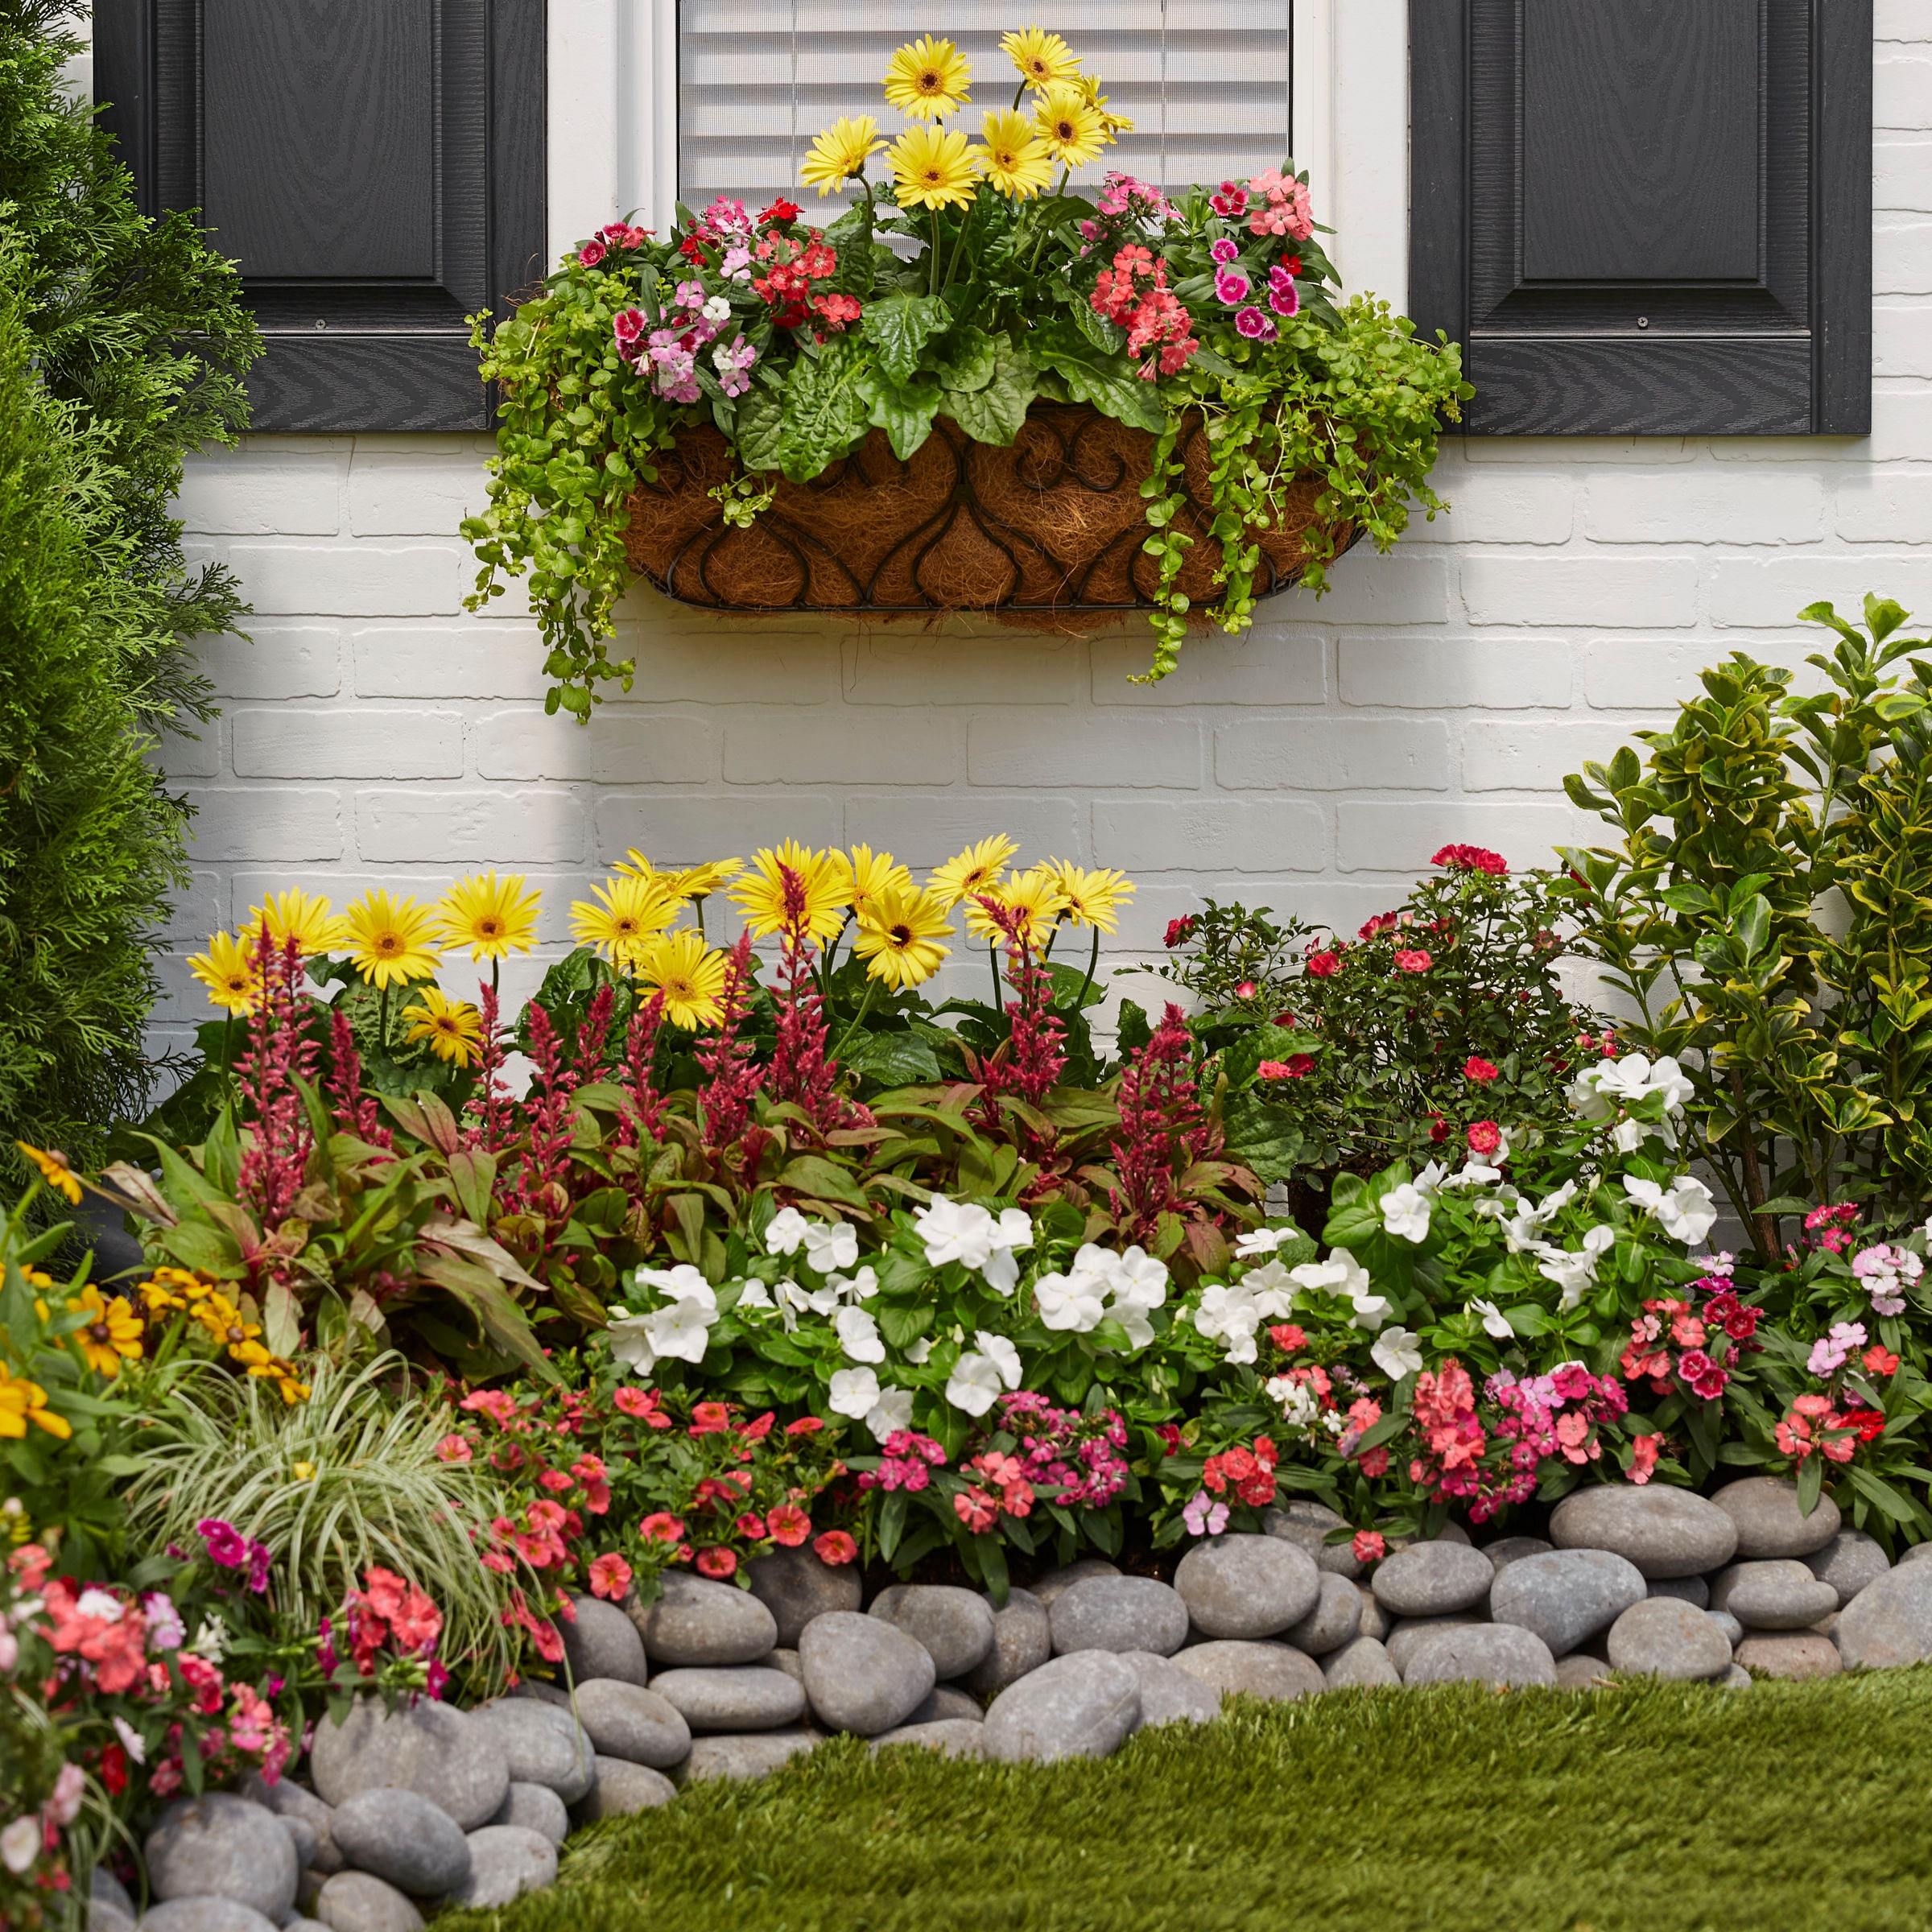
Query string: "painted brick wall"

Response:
xmin=151 ymin=5 xmax=1932 ymax=1054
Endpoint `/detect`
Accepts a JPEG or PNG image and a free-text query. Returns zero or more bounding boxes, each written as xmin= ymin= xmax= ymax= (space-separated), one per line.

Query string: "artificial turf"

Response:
xmin=448 ymin=1671 xmax=1932 ymax=1932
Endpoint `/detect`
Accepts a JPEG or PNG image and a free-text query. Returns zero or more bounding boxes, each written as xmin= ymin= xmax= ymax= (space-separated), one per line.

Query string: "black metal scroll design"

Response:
xmin=638 ymin=408 xmax=1348 ymax=617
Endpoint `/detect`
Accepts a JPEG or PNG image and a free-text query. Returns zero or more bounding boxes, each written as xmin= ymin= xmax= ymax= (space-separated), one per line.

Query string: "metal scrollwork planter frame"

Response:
xmin=622 ymin=403 xmax=1353 ymax=625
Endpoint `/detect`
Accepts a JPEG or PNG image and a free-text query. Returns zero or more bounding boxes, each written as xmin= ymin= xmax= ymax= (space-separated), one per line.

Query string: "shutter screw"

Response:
xmin=1637 ymin=316 xmax=1649 ymax=329
xmin=315 ymin=320 xmax=328 ymax=330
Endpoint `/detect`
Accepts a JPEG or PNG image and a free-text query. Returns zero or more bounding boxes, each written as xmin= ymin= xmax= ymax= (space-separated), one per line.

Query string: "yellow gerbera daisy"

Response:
xmin=242 ymin=890 xmax=346 ymax=960
xmin=1001 ymin=27 xmax=1080 ymax=89
xmin=68 ymin=1286 xmax=144 ymax=1379
xmin=975 ymin=109 xmax=1055 ymax=200
xmin=890 ymin=125 xmax=979 ymax=213
xmin=343 ymin=892 xmax=443 ymax=989
xmin=1075 ymin=72 xmax=1134 ymax=138
xmin=799 ymin=114 xmax=889 ymax=196
xmin=570 ymin=876 xmax=680 ymax=971
xmin=853 ymin=886 xmax=954 ymax=990
xmin=1051 ymin=863 xmax=1137 ymax=934
xmin=436 ymin=872 xmax=542 ymax=961
xmin=402 ymin=986 xmax=486 ymax=1066
xmin=0 ymin=1366 xmax=69 ymax=1440
xmin=846 ymin=844 xmax=914 ymax=921
xmin=729 ymin=842 xmax=852 ymax=944
xmin=883 ymin=36 xmax=971 ymax=122
xmin=16 ymin=1142 xmax=81 ymax=1207
xmin=927 ymin=834 xmax=1021 ymax=909
xmin=188 ymin=930 xmax=260 ymax=1017
xmin=964 ymin=865 xmax=1070 ymax=947
xmin=1033 ymin=84 xmax=1107 ymax=167
xmin=615 ymin=852 xmax=743 ymax=901
xmin=634 ymin=929 xmax=731 ymax=1031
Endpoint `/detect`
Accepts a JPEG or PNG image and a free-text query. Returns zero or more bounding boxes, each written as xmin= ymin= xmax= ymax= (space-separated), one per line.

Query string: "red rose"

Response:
xmin=1430 ymin=844 xmax=1508 ymax=876
xmin=1305 ymin=950 xmax=1340 ymax=977
xmin=1466 ymin=1120 xmax=1501 ymax=1154
xmin=1463 ymin=1055 xmax=1499 ymax=1082
xmin=1257 ymin=1055 xmax=1315 ymax=1080
xmin=1164 ymin=916 xmax=1198 ymax=948
xmin=1393 ymin=948 xmax=1432 ymax=973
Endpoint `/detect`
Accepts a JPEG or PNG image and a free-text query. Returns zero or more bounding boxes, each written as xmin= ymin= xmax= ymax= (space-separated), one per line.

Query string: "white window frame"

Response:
xmin=546 ymin=0 xmax=1406 ymax=312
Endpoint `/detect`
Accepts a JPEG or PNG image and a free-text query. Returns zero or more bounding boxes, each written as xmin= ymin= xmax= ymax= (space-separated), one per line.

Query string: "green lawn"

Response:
xmin=453 ymin=1672 xmax=1932 ymax=1932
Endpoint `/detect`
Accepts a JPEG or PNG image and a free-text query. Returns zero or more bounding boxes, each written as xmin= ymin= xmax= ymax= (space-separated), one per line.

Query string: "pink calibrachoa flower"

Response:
xmin=695 ymin=1547 xmax=737 ymax=1579
xmin=613 ymin=1385 xmax=674 ymax=1428
xmin=639 ymin=1512 xmax=686 ymax=1545
xmin=813 ymin=1530 xmax=858 ymax=1566
xmin=766 ymin=1502 xmax=811 ymax=1546
xmin=1352 ymin=1530 xmax=1385 ymax=1564
xmin=1628 ymin=1434 xmax=1662 ymax=1484
xmin=433 ymin=1434 xmax=472 ymax=1463
xmin=587 ymin=1554 xmax=633 ymax=1600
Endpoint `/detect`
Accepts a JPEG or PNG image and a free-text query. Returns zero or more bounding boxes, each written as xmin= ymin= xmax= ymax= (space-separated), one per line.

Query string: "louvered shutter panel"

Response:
xmin=95 ymin=0 xmax=547 ymax=432
xmin=1410 ymin=0 xmax=1871 ymax=436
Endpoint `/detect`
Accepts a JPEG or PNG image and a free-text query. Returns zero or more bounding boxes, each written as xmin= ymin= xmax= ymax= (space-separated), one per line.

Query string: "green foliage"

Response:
xmin=0 ymin=0 xmax=258 ymax=1175
xmin=465 ymin=169 xmax=1464 ymax=715
xmin=126 ymin=1354 xmax=522 ymax=1695
xmin=1563 ymin=594 xmax=1932 ymax=1253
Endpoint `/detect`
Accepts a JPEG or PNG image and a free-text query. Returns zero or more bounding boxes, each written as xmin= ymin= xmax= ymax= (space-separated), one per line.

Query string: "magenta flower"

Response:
xmin=246 ymin=1541 xmax=273 ymax=1595
xmin=196 ymin=1518 xmax=248 ymax=1569
xmin=613 ymin=308 xmax=646 ymax=348
xmin=1182 ymin=1489 xmax=1230 ymax=1537
xmin=1210 ymin=237 xmax=1240 ymax=266
xmin=1213 ymin=267 xmax=1250 ymax=306
xmin=1267 ymin=265 xmax=1300 ymax=317
xmin=1234 ymin=306 xmax=1277 ymax=341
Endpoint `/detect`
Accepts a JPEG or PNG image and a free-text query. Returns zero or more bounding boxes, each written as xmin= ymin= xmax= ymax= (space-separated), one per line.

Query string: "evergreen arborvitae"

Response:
xmin=0 ymin=0 xmax=259 ymax=1176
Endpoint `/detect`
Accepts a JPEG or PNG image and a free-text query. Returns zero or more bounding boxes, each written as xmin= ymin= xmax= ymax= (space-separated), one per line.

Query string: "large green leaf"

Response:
xmin=861 ymin=293 xmax=950 ymax=384
xmin=1028 ymin=317 xmax=1164 ymax=431
xmin=857 ymin=370 xmax=942 ymax=461
xmin=777 ymin=338 xmax=873 ymax=482
xmin=939 ymin=334 xmax=1038 ymax=447
xmin=733 ymin=384 xmax=787 ymax=474
xmin=1221 ymin=1091 xmax=1305 ymax=1186
xmin=821 ymin=200 xmax=877 ymax=299
xmin=417 ymin=1253 xmax=559 ymax=1383
xmin=930 ymin=324 xmax=998 ymax=392
xmin=843 ymin=1030 xmax=945 ymax=1087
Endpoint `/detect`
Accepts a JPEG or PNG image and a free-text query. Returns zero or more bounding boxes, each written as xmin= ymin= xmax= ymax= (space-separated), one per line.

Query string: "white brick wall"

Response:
xmin=150 ymin=13 xmax=1932 ymax=1056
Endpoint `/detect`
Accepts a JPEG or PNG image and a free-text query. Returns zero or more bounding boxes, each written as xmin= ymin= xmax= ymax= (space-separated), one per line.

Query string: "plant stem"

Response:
xmin=1073 ymin=926 xmax=1101 ymax=1011
xmin=830 ymin=978 xmax=880 ymax=1063
xmin=379 ymin=984 xmax=391 ymax=1056
xmin=929 ymin=210 xmax=942 ymax=297
xmin=989 ymin=941 xmax=1005 ymax=1013
xmin=1728 ymin=1064 xmax=1779 ymax=1261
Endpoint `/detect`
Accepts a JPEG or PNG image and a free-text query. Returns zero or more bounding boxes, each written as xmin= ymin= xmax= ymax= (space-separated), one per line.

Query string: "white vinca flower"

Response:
xmin=980 ymin=1208 xmax=1035 ymax=1293
xmin=605 ymin=1310 xmax=658 ymax=1373
xmin=1034 ymin=1269 xmax=1107 ymax=1334
xmin=863 ymin=1384 xmax=914 ymax=1442
xmin=830 ymin=1265 xmax=879 ymax=1302
xmin=764 ymin=1206 xmax=811 ymax=1257
xmin=1238 ymin=1257 xmax=1297 ymax=1317
xmin=634 ymin=1262 xmax=713 ymax=1300
xmin=803 ymin=1219 xmax=861 ymax=1274
xmin=0 ymin=1816 xmax=39 ymax=1877
xmin=834 ymin=1305 xmax=886 ymax=1364
xmin=774 ymin=1278 xmax=838 ymax=1332
xmin=904 ymin=1335 xmax=932 ymax=1364
xmin=644 ymin=1294 xmax=717 ymax=1364
xmin=1534 ymin=1224 xmax=1616 ymax=1311
xmin=828 ymin=1366 xmax=881 ymax=1419
xmin=914 ymin=1195 xmax=998 ymax=1270
xmin=733 ymin=1277 xmax=774 ymax=1312
xmin=1265 ymin=1375 xmax=1320 ymax=1428
xmin=1370 ymin=1326 xmax=1424 ymax=1381
xmin=1470 ymin=1297 xmax=1515 ymax=1339
xmin=976 ymin=1331 xmax=1024 ymax=1390
xmin=1290 ymin=1249 xmax=1389 ymax=1329
xmin=1104 ymin=1245 xmax=1170 ymax=1348
xmin=1623 ymin=1174 xmax=1718 ymax=1245
xmin=1235 ymin=1225 xmax=1293 ymax=1259
xmin=1381 ymin=1183 xmax=1432 ymax=1244
xmin=1191 ymin=1283 xmax=1263 ymax=1365
xmin=945 ymin=1351 xmax=1005 ymax=1417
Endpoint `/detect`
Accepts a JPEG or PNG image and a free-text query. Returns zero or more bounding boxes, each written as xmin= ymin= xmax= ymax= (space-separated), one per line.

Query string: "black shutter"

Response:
xmin=1410 ymin=0 xmax=1870 ymax=436
xmin=95 ymin=0 xmax=547 ymax=433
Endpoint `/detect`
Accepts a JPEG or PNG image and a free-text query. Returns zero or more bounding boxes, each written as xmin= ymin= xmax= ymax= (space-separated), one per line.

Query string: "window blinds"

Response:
xmin=677 ymin=2 xmax=1294 ymax=217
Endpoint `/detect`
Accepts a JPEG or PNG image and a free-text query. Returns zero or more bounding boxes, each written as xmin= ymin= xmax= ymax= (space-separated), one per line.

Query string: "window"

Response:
xmin=676 ymin=2 xmax=1295 ymax=215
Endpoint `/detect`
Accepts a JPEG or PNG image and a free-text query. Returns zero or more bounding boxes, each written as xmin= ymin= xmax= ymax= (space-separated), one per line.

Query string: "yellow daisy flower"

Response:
xmin=436 ymin=872 xmax=542 ymax=961
xmin=401 ymin=986 xmax=486 ymax=1067
xmin=883 ymin=35 xmax=972 ymax=122
xmin=1051 ymin=864 xmax=1137 ymax=934
xmin=1001 ymin=27 xmax=1080 ymax=89
xmin=853 ymin=886 xmax=954 ymax=990
xmin=799 ymin=114 xmax=889 ymax=196
xmin=0 ymin=1367 xmax=69 ymax=1441
xmin=570 ymin=876 xmax=680 ymax=972
xmin=890 ymin=125 xmax=980 ymax=213
xmin=68 ymin=1286 xmax=144 ymax=1379
xmin=634 ymin=929 xmax=731 ymax=1031
xmin=193 ymin=1292 xmax=260 ymax=1353
xmin=846 ymin=844 xmax=914 ymax=921
xmin=730 ymin=842 xmax=852 ymax=944
xmin=243 ymin=890 xmax=347 ymax=960
xmin=137 ymin=1267 xmax=214 ymax=1314
xmin=927 ymin=834 xmax=1021 ymax=909
xmin=964 ymin=865 xmax=1070 ymax=947
xmin=975 ymin=110 xmax=1055 ymax=200
xmin=343 ymin=892 xmax=442 ymax=990
xmin=188 ymin=931 xmax=260 ymax=1017
xmin=16 ymin=1142 xmax=81 ymax=1207
xmin=615 ymin=852 xmax=743 ymax=901
xmin=1075 ymin=72 xmax=1134 ymax=138
xmin=1033 ymin=84 xmax=1107 ymax=167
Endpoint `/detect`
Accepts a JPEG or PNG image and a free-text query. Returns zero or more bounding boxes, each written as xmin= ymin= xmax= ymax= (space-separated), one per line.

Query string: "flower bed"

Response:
xmin=463 ymin=27 xmax=1467 ymax=711
xmin=11 ymin=597 xmax=1932 ymax=1922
